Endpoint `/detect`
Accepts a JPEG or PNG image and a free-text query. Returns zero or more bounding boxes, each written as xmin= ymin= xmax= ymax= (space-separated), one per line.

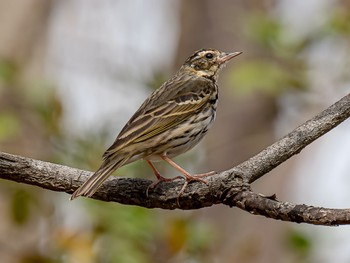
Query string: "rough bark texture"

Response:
xmin=0 ymin=93 xmax=349 ymax=225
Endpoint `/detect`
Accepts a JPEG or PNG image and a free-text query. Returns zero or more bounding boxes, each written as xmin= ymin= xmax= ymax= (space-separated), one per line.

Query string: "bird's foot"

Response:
xmin=177 ymin=171 xmax=217 ymax=207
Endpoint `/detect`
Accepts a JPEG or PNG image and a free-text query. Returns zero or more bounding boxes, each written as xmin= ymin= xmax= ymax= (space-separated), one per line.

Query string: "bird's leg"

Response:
xmin=161 ymin=155 xmax=216 ymax=206
xmin=146 ymin=160 xmax=182 ymax=197
xmin=161 ymin=155 xmax=215 ymax=182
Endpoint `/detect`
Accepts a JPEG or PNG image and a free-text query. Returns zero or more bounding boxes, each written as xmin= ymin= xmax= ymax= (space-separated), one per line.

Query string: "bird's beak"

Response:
xmin=218 ymin=51 xmax=242 ymax=64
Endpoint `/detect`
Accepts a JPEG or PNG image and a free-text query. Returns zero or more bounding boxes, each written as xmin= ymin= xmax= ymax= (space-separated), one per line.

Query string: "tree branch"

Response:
xmin=223 ymin=189 xmax=350 ymax=226
xmin=0 ymin=93 xmax=349 ymax=225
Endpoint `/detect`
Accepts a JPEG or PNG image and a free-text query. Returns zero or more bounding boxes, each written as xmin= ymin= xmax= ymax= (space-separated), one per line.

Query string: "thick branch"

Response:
xmin=0 ymin=93 xmax=349 ymax=225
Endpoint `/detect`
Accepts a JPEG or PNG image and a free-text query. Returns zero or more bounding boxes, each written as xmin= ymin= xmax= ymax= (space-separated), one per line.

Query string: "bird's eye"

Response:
xmin=205 ymin=53 xmax=213 ymax=59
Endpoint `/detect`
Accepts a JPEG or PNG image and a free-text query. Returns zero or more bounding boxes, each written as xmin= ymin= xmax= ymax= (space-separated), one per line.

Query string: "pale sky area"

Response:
xmin=46 ymin=0 xmax=180 ymax=139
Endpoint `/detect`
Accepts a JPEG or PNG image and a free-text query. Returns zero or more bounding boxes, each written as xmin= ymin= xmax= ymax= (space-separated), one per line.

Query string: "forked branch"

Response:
xmin=0 ymin=93 xmax=349 ymax=225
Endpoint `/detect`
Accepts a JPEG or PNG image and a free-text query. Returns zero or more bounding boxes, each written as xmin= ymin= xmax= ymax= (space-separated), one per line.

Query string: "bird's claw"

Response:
xmin=177 ymin=171 xmax=217 ymax=207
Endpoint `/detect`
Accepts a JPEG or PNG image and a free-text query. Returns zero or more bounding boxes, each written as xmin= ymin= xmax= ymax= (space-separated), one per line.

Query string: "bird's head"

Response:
xmin=182 ymin=48 xmax=242 ymax=79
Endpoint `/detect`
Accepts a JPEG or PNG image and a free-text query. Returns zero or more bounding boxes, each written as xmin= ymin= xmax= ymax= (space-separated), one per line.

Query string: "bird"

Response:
xmin=70 ymin=48 xmax=242 ymax=203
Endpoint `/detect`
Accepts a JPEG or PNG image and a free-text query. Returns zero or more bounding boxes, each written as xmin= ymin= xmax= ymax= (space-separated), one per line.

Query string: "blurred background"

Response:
xmin=0 ymin=0 xmax=350 ymax=262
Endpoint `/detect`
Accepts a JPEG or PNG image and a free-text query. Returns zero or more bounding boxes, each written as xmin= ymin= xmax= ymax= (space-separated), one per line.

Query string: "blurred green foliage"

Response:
xmin=0 ymin=59 xmax=17 ymax=84
xmin=10 ymin=189 xmax=32 ymax=225
xmin=285 ymin=229 xmax=312 ymax=262
xmin=229 ymin=60 xmax=290 ymax=95
xmin=246 ymin=13 xmax=281 ymax=48
xmin=78 ymin=200 xmax=216 ymax=262
xmin=229 ymin=12 xmax=308 ymax=96
xmin=88 ymin=202 xmax=155 ymax=263
xmin=328 ymin=8 xmax=350 ymax=34
xmin=0 ymin=112 xmax=21 ymax=141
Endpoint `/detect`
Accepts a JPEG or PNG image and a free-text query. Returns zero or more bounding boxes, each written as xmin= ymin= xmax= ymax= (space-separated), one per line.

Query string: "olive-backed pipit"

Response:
xmin=70 ymin=48 xmax=242 ymax=203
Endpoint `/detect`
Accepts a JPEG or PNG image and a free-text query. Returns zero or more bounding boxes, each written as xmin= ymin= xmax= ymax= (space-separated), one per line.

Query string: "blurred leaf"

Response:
xmin=187 ymin=221 xmax=214 ymax=253
xmin=30 ymin=88 xmax=63 ymax=136
xmin=328 ymin=8 xmax=350 ymax=34
xmin=20 ymin=254 xmax=58 ymax=263
xmin=55 ymin=230 xmax=95 ymax=263
xmin=0 ymin=59 xmax=17 ymax=84
xmin=286 ymin=229 xmax=312 ymax=255
xmin=166 ymin=218 xmax=188 ymax=254
xmin=229 ymin=60 xmax=289 ymax=95
xmin=0 ymin=112 xmax=21 ymax=141
xmin=246 ymin=13 xmax=281 ymax=48
xmin=10 ymin=189 xmax=31 ymax=225
xmin=87 ymin=201 xmax=154 ymax=263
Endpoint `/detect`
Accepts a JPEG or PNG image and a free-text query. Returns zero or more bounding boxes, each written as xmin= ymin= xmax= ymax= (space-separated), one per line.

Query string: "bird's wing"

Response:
xmin=102 ymin=76 xmax=215 ymax=160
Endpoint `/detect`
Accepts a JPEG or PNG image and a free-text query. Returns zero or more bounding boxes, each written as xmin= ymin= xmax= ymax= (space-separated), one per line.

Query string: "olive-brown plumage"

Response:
xmin=70 ymin=48 xmax=242 ymax=201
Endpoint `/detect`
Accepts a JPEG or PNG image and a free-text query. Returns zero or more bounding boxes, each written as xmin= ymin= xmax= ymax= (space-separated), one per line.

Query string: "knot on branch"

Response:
xmin=220 ymin=181 xmax=252 ymax=207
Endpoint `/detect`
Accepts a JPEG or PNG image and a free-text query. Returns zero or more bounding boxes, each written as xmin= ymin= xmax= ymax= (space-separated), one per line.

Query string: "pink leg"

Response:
xmin=161 ymin=155 xmax=216 ymax=206
xmin=146 ymin=160 xmax=182 ymax=197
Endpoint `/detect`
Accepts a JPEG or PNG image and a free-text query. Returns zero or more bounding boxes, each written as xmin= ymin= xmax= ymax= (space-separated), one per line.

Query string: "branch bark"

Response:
xmin=0 ymin=93 xmax=349 ymax=226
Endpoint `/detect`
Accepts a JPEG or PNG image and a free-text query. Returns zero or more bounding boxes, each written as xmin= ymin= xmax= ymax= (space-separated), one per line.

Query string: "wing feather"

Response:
xmin=103 ymin=75 xmax=215 ymax=159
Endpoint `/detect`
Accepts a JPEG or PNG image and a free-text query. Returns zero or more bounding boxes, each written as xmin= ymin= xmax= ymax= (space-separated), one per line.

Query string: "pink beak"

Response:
xmin=218 ymin=51 xmax=242 ymax=64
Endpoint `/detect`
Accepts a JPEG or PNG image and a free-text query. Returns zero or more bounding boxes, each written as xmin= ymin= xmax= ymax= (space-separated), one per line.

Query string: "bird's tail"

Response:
xmin=70 ymin=155 xmax=131 ymax=200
